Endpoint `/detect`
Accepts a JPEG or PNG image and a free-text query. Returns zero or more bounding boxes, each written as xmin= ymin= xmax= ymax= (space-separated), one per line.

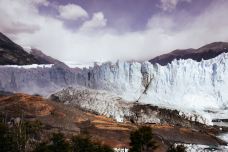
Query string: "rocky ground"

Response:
xmin=0 ymin=93 xmax=227 ymax=152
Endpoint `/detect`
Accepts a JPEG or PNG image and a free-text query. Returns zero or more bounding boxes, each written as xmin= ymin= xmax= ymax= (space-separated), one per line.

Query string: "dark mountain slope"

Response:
xmin=149 ymin=42 xmax=228 ymax=66
xmin=0 ymin=32 xmax=44 ymax=65
xmin=30 ymin=48 xmax=68 ymax=66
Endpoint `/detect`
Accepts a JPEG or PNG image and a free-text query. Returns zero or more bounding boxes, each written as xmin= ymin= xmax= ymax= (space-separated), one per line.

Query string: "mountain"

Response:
xmin=30 ymin=48 xmax=67 ymax=66
xmin=0 ymin=40 xmax=228 ymax=126
xmin=0 ymin=32 xmax=43 ymax=65
xmin=149 ymin=42 xmax=228 ymax=65
xmin=0 ymin=39 xmax=228 ymax=150
xmin=0 ymin=32 xmax=68 ymax=67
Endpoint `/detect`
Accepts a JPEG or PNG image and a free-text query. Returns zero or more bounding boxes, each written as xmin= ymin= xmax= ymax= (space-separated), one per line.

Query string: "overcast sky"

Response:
xmin=1 ymin=0 xmax=228 ymax=63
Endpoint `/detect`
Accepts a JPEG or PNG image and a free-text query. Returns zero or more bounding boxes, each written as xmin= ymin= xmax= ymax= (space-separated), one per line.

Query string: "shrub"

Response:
xmin=0 ymin=123 xmax=18 ymax=152
xmin=34 ymin=133 xmax=71 ymax=152
xmin=49 ymin=133 xmax=71 ymax=152
xmin=129 ymin=126 xmax=157 ymax=152
xmin=71 ymin=135 xmax=114 ymax=152
xmin=33 ymin=142 xmax=52 ymax=152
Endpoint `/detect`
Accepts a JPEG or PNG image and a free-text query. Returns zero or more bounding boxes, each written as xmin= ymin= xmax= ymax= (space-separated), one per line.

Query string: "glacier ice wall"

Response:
xmin=140 ymin=53 xmax=228 ymax=112
xmin=74 ymin=53 xmax=228 ymax=123
xmin=0 ymin=52 xmax=228 ymax=122
xmin=76 ymin=53 xmax=228 ymax=112
xmin=75 ymin=61 xmax=145 ymax=101
xmin=0 ymin=64 xmax=78 ymax=95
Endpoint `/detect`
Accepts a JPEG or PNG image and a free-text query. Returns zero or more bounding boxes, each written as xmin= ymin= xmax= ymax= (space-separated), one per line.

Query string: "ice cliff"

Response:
xmin=0 ymin=64 xmax=78 ymax=95
xmin=0 ymin=52 xmax=228 ymax=124
xmin=77 ymin=53 xmax=228 ymax=112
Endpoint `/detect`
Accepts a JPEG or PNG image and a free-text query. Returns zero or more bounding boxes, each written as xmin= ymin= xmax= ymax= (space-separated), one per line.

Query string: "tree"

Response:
xmin=34 ymin=133 xmax=71 ymax=152
xmin=0 ymin=119 xmax=43 ymax=152
xmin=0 ymin=122 xmax=18 ymax=152
xmin=24 ymin=120 xmax=42 ymax=139
xmin=71 ymin=135 xmax=94 ymax=152
xmin=129 ymin=126 xmax=157 ymax=152
xmin=71 ymin=135 xmax=114 ymax=152
xmin=167 ymin=144 xmax=187 ymax=152
xmin=33 ymin=142 xmax=52 ymax=152
xmin=49 ymin=133 xmax=71 ymax=152
xmin=11 ymin=120 xmax=43 ymax=152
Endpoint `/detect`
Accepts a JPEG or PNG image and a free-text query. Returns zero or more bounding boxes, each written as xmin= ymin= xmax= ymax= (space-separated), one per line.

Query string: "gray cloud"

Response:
xmin=0 ymin=0 xmax=41 ymax=34
xmin=159 ymin=0 xmax=192 ymax=11
xmin=0 ymin=0 xmax=228 ymax=63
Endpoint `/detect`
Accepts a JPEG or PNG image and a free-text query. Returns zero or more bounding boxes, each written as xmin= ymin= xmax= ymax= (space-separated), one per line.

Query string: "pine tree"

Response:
xmin=49 ymin=133 xmax=71 ymax=152
xmin=129 ymin=126 xmax=157 ymax=152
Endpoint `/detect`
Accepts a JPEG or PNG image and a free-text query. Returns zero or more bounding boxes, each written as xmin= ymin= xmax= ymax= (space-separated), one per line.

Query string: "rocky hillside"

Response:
xmin=0 ymin=32 xmax=43 ymax=65
xmin=150 ymin=42 xmax=228 ymax=65
xmin=50 ymin=87 xmax=209 ymax=126
xmin=0 ymin=32 xmax=66 ymax=66
xmin=0 ymin=93 xmax=227 ymax=152
xmin=30 ymin=48 xmax=67 ymax=66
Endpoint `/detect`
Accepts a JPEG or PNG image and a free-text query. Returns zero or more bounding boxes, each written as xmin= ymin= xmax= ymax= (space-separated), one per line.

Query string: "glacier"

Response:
xmin=0 ymin=52 xmax=228 ymax=124
xmin=77 ymin=54 xmax=228 ymax=107
xmin=0 ymin=64 xmax=54 ymax=69
xmin=0 ymin=64 xmax=78 ymax=95
xmin=218 ymin=133 xmax=228 ymax=143
xmin=50 ymin=87 xmax=165 ymax=123
xmin=139 ymin=53 xmax=228 ymax=124
xmin=74 ymin=53 xmax=228 ymax=124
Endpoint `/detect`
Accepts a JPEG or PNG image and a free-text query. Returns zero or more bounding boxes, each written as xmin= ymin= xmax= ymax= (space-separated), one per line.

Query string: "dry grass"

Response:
xmin=0 ymin=93 xmax=226 ymax=151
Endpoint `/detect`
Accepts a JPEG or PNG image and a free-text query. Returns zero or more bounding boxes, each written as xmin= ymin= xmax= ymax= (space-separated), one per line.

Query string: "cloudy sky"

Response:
xmin=1 ymin=0 xmax=228 ymax=63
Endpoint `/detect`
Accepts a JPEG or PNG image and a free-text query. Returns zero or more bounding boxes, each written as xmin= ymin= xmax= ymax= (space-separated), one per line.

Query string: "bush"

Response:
xmin=24 ymin=120 xmax=42 ymax=139
xmin=34 ymin=133 xmax=71 ymax=152
xmin=33 ymin=142 xmax=52 ymax=152
xmin=0 ymin=123 xmax=18 ymax=152
xmin=34 ymin=133 xmax=114 ymax=152
xmin=71 ymin=135 xmax=114 ymax=152
xmin=129 ymin=126 xmax=157 ymax=152
xmin=1 ymin=117 xmax=114 ymax=152
xmin=49 ymin=133 xmax=71 ymax=152
xmin=71 ymin=135 xmax=93 ymax=152
xmin=0 ymin=120 xmax=40 ymax=152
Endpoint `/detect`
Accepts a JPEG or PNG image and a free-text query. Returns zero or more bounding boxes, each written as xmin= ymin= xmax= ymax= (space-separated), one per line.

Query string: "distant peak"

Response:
xmin=149 ymin=42 xmax=228 ymax=66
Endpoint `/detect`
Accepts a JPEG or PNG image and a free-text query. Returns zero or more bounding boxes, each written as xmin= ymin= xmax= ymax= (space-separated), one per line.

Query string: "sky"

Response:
xmin=0 ymin=0 xmax=228 ymax=63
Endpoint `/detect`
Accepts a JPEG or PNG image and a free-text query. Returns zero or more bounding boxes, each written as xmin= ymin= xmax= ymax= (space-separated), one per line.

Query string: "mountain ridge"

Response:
xmin=0 ymin=32 xmax=42 ymax=65
xmin=149 ymin=42 xmax=228 ymax=65
xmin=0 ymin=32 xmax=65 ymax=66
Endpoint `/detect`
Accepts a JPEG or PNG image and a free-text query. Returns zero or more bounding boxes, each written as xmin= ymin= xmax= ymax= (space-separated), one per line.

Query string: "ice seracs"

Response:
xmin=49 ymin=87 xmax=133 ymax=122
xmin=64 ymin=61 xmax=102 ymax=69
xmin=0 ymin=51 xmax=228 ymax=125
xmin=77 ymin=61 xmax=145 ymax=101
xmin=75 ymin=52 xmax=228 ymax=124
xmin=139 ymin=53 xmax=228 ymax=124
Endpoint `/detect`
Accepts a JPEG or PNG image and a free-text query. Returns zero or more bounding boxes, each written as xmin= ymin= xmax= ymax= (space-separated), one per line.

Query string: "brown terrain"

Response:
xmin=0 ymin=93 xmax=227 ymax=152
